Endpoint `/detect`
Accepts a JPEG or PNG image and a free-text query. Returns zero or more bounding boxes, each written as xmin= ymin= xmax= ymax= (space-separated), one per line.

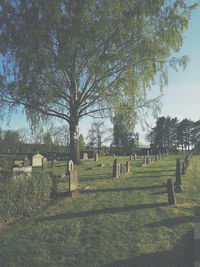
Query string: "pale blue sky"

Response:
xmin=1 ymin=3 xmax=200 ymax=145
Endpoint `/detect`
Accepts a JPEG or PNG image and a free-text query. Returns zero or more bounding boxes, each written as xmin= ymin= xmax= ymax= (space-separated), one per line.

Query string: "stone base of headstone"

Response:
xmin=70 ymin=189 xmax=79 ymax=197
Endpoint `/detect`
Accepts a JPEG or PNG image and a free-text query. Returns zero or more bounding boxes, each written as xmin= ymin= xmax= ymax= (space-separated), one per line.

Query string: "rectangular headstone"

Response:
xmin=69 ymin=169 xmax=79 ymax=197
xmin=42 ymin=157 xmax=48 ymax=169
xmin=167 ymin=179 xmax=176 ymax=205
xmin=83 ymin=153 xmax=88 ymax=160
xmin=95 ymin=153 xmax=98 ymax=162
xmin=23 ymin=157 xmax=29 ymax=167
xmin=112 ymin=159 xmax=120 ymax=178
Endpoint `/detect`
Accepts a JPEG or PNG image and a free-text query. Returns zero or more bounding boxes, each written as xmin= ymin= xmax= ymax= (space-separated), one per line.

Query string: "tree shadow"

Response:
xmin=80 ymin=184 xmax=166 ymax=194
xmin=145 ymin=216 xmax=195 ymax=228
xmin=101 ymin=230 xmax=194 ymax=267
xmin=35 ymin=202 xmax=168 ymax=223
xmin=78 ymin=173 xmax=112 ymax=181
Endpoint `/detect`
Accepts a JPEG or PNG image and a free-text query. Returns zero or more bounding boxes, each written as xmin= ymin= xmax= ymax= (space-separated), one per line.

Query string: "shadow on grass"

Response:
xmin=137 ymin=169 xmax=175 ymax=174
xmin=101 ymin=230 xmax=194 ymax=267
xmin=35 ymin=202 xmax=168 ymax=222
xmin=145 ymin=216 xmax=195 ymax=228
xmin=80 ymin=184 xmax=166 ymax=194
xmin=78 ymin=173 xmax=112 ymax=181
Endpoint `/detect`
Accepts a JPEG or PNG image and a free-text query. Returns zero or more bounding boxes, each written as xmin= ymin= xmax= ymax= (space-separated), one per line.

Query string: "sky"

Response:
xmin=1 ymin=2 xmax=200 ymax=146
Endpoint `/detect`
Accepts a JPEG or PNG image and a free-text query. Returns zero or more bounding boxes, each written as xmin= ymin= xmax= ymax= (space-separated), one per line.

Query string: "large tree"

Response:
xmin=0 ymin=0 xmax=197 ymax=163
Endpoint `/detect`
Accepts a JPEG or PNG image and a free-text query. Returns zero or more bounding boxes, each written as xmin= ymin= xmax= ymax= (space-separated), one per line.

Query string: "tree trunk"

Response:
xmin=69 ymin=121 xmax=80 ymax=164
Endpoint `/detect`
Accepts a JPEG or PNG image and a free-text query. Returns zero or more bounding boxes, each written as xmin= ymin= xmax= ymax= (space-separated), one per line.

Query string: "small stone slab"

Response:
xmin=69 ymin=169 xmax=79 ymax=197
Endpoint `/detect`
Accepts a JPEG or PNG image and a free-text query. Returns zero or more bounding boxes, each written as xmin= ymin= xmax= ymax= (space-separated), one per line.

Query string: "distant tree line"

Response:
xmin=146 ymin=116 xmax=200 ymax=154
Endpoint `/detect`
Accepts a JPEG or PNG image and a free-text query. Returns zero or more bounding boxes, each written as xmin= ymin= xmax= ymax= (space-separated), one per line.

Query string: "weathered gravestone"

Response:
xmin=112 ymin=159 xmax=120 ymax=178
xmin=133 ymin=154 xmax=137 ymax=160
xmin=167 ymin=178 xmax=176 ymax=205
xmin=130 ymin=155 xmax=133 ymax=161
xmin=32 ymin=153 xmax=45 ymax=167
xmin=69 ymin=169 xmax=79 ymax=197
xmin=83 ymin=153 xmax=88 ymax=160
xmin=174 ymin=158 xmax=183 ymax=193
xmin=126 ymin=161 xmax=130 ymax=173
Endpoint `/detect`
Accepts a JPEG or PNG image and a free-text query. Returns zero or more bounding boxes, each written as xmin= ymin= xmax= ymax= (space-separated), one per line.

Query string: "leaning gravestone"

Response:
xmin=69 ymin=169 xmax=79 ymax=197
xmin=174 ymin=158 xmax=183 ymax=193
xmin=167 ymin=179 xmax=176 ymax=205
xmin=83 ymin=153 xmax=88 ymax=160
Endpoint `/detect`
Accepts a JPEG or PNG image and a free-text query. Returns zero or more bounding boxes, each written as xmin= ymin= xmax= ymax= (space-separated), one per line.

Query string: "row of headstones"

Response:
xmin=141 ymin=153 xmax=168 ymax=167
xmin=167 ymin=153 xmax=193 ymax=205
xmin=112 ymin=159 xmax=130 ymax=178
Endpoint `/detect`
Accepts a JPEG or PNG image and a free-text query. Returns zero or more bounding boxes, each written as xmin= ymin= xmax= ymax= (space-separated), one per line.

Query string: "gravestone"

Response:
xmin=130 ymin=155 xmax=133 ymax=161
xmin=120 ymin=163 xmax=124 ymax=176
xmin=167 ymin=179 xmax=176 ymax=205
xmin=133 ymin=154 xmax=137 ymax=160
xmin=69 ymin=169 xmax=79 ymax=197
xmin=112 ymin=159 xmax=120 ymax=178
xmin=83 ymin=153 xmax=88 ymax=160
xmin=113 ymin=154 xmax=116 ymax=159
xmin=42 ymin=157 xmax=48 ymax=169
xmin=174 ymin=158 xmax=183 ymax=193
xmin=126 ymin=161 xmax=130 ymax=173
xmin=23 ymin=157 xmax=29 ymax=167
xmin=95 ymin=153 xmax=99 ymax=162
xmin=32 ymin=153 xmax=44 ymax=167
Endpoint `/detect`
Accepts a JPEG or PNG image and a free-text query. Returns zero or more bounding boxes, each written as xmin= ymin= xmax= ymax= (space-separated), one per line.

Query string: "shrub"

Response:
xmin=0 ymin=171 xmax=52 ymax=222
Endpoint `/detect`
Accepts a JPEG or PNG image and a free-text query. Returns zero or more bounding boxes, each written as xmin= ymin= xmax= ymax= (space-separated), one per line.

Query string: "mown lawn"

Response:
xmin=0 ymin=154 xmax=200 ymax=267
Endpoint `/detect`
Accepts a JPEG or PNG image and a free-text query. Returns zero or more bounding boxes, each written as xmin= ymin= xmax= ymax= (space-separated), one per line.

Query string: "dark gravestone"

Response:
xmin=23 ymin=157 xmax=29 ymax=167
xmin=112 ymin=159 xmax=120 ymax=178
xmin=126 ymin=161 xmax=130 ymax=173
xmin=174 ymin=158 xmax=183 ymax=193
xmin=167 ymin=179 xmax=176 ymax=205
xmin=69 ymin=169 xmax=79 ymax=197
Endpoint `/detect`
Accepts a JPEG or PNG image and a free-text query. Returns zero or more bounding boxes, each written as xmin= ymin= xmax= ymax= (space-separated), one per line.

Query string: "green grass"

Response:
xmin=0 ymin=155 xmax=200 ymax=267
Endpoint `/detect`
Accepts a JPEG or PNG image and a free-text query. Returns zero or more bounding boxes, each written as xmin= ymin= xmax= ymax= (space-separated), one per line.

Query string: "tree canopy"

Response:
xmin=0 ymin=0 xmax=197 ymax=163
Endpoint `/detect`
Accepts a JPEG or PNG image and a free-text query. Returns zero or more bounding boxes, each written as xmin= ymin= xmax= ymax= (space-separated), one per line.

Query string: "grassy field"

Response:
xmin=0 ymin=154 xmax=200 ymax=267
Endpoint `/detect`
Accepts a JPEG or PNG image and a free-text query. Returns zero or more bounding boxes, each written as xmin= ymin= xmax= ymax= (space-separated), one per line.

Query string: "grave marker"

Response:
xmin=83 ymin=153 xmax=88 ymax=160
xmin=69 ymin=169 xmax=79 ymax=197
xmin=167 ymin=179 xmax=176 ymax=205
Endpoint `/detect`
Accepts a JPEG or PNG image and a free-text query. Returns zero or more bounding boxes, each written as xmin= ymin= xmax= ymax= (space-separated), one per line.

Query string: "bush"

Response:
xmin=0 ymin=157 xmax=14 ymax=170
xmin=0 ymin=171 xmax=52 ymax=222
